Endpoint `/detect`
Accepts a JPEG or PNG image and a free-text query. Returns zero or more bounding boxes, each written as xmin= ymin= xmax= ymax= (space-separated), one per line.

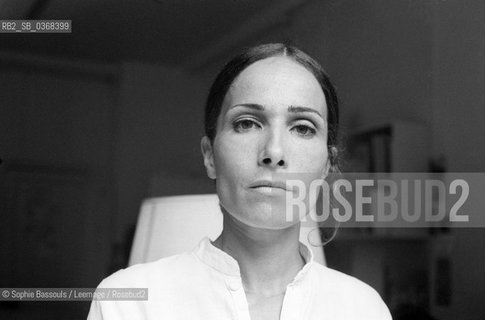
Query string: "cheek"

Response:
xmin=291 ymin=142 xmax=328 ymax=174
xmin=213 ymin=137 xmax=254 ymax=181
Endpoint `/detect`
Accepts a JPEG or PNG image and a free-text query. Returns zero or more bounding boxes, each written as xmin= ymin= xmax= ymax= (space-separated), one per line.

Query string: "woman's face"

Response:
xmin=202 ymin=57 xmax=329 ymax=229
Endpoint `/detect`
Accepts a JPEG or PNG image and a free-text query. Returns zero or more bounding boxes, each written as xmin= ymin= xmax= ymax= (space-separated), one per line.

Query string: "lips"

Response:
xmin=249 ymin=180 xmax=291 ymax=191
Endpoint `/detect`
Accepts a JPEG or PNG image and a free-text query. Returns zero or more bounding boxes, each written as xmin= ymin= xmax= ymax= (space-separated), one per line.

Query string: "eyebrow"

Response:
xmin=230 ymin=103 xmax=324 ymax=119
xmin=288 ymin=105 xmax=324 ymax=119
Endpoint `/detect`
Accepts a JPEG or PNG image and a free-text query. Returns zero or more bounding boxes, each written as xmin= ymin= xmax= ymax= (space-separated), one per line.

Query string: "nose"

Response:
xmin=258 ymin=127 xmax=287 ymax=168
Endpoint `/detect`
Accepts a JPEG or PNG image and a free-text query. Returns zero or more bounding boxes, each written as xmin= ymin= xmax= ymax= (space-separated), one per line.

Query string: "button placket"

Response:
xmin=226 ymin=277 xmax=251 ymax=320
xmin=227 ymin=280 xmax=242 ymax=291
xmin=280 ymin=271 xmax=312 ymax=320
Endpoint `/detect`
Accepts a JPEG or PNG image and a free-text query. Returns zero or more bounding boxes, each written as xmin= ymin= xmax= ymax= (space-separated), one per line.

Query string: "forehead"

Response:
xmin=224 ymin=57 xmax=327 ymax=116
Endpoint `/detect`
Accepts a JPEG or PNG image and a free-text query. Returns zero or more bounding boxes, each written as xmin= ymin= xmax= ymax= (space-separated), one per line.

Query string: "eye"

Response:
xmin=292 ymin=124 xmax=316 ymax=137
xmin=233 ymin=119 xmax=261 ymax=132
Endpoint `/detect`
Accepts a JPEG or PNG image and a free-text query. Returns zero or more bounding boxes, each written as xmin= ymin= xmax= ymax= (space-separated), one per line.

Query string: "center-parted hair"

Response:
xmin=204 ymin=43 xmax=340 ymax=172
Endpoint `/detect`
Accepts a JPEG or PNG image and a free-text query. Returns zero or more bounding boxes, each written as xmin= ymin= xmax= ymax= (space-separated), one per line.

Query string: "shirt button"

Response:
xmin=227 ymin=281 xmax=241 ymax=291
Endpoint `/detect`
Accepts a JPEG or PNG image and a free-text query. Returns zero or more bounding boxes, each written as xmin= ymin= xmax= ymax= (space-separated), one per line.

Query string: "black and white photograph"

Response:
xmin=1 ymin=1 xmax=484 ymax=319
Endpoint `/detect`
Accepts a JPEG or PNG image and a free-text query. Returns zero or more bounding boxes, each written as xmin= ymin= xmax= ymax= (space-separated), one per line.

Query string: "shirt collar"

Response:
xmin=194 ymin=237 xmax=315 ymax=280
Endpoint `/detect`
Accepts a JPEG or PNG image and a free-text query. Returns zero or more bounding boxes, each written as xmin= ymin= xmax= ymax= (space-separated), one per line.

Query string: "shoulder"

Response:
xmin=88 ymin=251 xmax=219 ymax=319
xmin=309 ymin=263 xmax=392 ymax=319
xmin=97 ymin=251 xmax=199 ymax=288
xmin=311 ymin=263 xmax=378 ymax=294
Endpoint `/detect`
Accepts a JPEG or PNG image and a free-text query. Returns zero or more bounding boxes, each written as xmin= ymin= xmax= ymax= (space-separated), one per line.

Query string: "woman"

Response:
xmin=87 ymin=43 xmax=392 ymax=320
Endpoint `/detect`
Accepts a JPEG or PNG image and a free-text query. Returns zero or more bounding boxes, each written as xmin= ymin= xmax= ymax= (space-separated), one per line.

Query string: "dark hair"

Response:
xmin=204 ymin=43 xmax=340 ymax=172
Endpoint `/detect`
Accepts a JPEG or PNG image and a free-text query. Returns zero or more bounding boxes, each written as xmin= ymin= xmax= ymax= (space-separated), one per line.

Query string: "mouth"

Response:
xmin=249 ymin=180 xmax=291 ymax=192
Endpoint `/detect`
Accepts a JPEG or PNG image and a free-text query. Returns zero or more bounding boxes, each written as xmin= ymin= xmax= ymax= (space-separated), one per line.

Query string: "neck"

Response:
xmin=213 ymin=210 xmax=305 ymax=297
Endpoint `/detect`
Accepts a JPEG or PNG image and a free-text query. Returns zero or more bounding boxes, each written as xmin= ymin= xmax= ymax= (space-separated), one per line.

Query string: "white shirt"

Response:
xmin=87 ymin=238 xmax=392 ymax=319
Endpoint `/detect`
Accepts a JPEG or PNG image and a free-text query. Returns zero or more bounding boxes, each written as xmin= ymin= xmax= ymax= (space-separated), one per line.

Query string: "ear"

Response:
xmin=201 ymin=136 xmax=216 ymax=180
